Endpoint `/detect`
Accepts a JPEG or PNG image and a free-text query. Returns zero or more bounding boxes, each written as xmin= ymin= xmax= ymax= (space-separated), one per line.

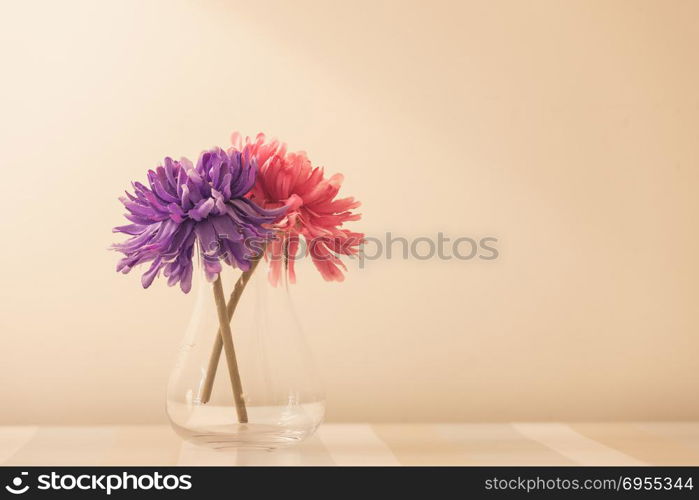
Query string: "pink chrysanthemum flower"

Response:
xmin=230 ymin=132 xmax=363 ymax=285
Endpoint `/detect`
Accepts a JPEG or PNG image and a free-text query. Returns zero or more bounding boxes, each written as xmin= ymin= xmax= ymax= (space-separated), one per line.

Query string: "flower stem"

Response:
xmin=201 ymin=258 xmax=262 ymax=406
xmin=211 ymin=275 xmax=248 ymax=423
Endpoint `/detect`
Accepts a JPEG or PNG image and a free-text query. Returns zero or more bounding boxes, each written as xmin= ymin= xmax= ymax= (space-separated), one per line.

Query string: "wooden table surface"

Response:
xmin=1 ymin=423 xmax=699 ymax=466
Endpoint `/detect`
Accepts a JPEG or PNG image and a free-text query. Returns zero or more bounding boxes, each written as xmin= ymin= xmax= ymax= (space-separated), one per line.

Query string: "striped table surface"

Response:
xmin=1 ymin=423 xmax=699 ymax=466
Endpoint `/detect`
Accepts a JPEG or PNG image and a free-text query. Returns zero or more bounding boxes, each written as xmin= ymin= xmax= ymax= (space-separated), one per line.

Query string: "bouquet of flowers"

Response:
xmin=112 ymin=133 xmax=362 ymax=426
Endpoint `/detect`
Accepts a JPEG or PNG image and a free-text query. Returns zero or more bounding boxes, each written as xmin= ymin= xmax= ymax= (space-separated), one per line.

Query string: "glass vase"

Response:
xmin=166 ymin=254 xmax=325 ymax=449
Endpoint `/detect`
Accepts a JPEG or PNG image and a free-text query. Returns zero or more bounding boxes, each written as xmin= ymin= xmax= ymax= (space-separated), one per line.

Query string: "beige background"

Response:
xmin=0 ymin=0 xmax=697 ymax=424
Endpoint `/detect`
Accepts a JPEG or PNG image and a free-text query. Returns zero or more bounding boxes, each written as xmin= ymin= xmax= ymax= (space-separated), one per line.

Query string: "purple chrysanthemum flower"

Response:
xmin=112 ymin=147 xmax=285 ymax=293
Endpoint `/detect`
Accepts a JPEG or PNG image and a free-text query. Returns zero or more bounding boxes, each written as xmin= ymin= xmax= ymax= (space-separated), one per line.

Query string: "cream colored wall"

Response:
xmin=0 ymin=0 xmax=697 ymax=424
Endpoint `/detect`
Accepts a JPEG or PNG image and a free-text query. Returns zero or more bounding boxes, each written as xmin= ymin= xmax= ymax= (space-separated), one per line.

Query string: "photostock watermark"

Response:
xmin=3 ymin=471 xmax=192 ymax=495
xmin=357 ymin=232 xmax=498 ymax=268
xmin=201 ymin=232 xmax=499 ymax=268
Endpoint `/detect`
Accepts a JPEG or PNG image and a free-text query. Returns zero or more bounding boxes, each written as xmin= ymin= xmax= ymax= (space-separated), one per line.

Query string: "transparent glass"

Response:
xmin=167 ymin=256 xmax=325 ymax=449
